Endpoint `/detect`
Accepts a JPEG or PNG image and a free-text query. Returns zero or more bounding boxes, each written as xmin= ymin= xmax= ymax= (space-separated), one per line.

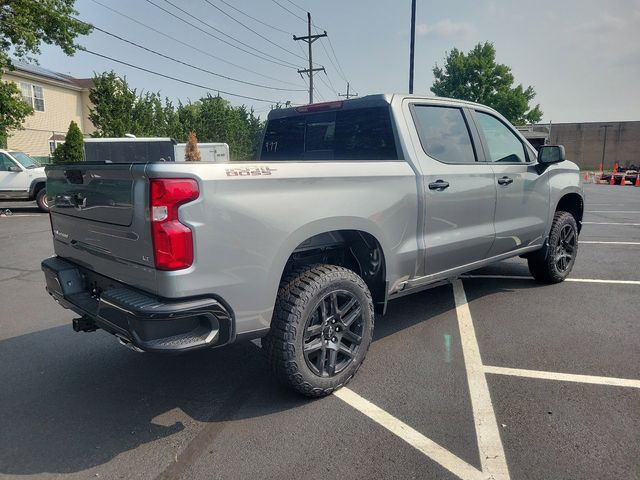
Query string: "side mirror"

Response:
xmin=8 ymin=165 xmax=22 ymax=173
xmin=538 ymin=145 xmax=566 ymax=165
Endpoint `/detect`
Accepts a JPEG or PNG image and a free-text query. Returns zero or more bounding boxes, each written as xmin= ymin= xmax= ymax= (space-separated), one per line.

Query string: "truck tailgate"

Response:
xmin=46 ymin=163 xmax=157 ymax=293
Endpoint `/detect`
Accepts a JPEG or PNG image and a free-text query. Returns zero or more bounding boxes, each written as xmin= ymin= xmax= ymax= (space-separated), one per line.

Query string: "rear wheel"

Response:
xmin=35 ymin=188 xmax=49 ymax=212
xmin=528 ymin=211 xmax=578 ymax=283
xmin=264 ymin=264 xmax=374 ymax=397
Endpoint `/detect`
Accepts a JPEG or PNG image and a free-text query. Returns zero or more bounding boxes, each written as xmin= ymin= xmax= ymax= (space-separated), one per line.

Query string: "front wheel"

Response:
xmin=35 ymin=188 xmax=50 ymax=212
xmin=528 ymin=211 xmax=578 ymax=283
xmin=264 ymin=264 xmax=374 ymax=397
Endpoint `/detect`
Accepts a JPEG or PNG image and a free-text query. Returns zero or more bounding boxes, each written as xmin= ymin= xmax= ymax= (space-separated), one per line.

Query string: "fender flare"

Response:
xmin=28 ymin=177 xmax=46 ymax=199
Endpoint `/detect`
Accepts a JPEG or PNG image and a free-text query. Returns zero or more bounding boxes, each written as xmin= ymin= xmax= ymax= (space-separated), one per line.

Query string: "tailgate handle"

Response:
xmin=64 ymin=169 xmax=85 ymax=184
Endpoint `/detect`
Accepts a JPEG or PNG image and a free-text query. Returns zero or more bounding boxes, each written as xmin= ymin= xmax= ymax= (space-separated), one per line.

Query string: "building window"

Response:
xmin=49 ymin=140 xmax=64 ymax=154
xmin=20 ymin=82 xmax=45 ymax=112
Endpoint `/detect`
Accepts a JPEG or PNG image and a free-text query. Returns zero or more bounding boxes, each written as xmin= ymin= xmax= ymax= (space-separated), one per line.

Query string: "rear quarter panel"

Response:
xmin=145 ymin=160 xmax=419 ymax=336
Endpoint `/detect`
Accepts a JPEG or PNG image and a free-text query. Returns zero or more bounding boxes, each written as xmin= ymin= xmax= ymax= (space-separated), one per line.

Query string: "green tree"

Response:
xmin=88 ymin=74 xmax=266 ymax=160
xmin=89 ymin=72 xmax=180 ymax=138
xmin=431 ymin=42 xmax=542 ymax=124
xmin=0 ymin=0 xmax=91 ymax=145
xmin=52 ymin=120 xmax=84 ymax=164
xmin=88 ymin=72 xmax=137 ymax=137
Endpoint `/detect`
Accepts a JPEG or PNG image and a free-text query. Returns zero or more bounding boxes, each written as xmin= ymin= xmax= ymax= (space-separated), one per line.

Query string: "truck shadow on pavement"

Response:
xmin=0 ymin=274 xmax=544 ymax=476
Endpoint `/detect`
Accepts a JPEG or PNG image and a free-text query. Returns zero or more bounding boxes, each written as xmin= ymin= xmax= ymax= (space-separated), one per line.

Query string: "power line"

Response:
xmin=317 ymin=72 xmax=337 ymax=97
xmin=316 ymin=31 xmax=347 ymax=83
xmin=326 ymin=35 xmax=348 ymax=82
xmin=79 ymin=47 xmax=283 ymax=103
xmin=323 ymin=70 xmax=338 ymax=96
xmin=88 ymin=0 xmax=304 ymax=88
xmin=86 ymin=23 xmax=307 ymax=92
xmin=271 ymin=0 xmax=306 ymax=21
xmin=282 ymin=0 xmax=307 ymax=13
xmin=216 ymin=0 xmax=291 ymax=35
xmin=202 ymin=0 xmax=306 ymax=62
xmin=145 ymin=0 xmax=299 ymax=70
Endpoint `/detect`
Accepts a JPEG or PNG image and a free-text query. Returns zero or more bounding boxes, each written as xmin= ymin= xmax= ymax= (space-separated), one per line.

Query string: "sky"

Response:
xmin=34 ymin=0 xmax=640 ymax=123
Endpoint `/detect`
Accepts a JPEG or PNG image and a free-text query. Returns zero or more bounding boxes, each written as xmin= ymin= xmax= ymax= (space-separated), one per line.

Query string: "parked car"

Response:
xmin=0 ymin=149 xmax=49 ymax=211
xmin=41 ymin=94 xmax=584 ymax=396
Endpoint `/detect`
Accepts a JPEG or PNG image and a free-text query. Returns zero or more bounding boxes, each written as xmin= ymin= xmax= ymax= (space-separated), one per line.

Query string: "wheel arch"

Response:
xmin=555 ymin=191 xmax=584 ymax=232
xmin=29 ymin=178 xmax=46 ymax=199
xmin=271 ymin=218 xmax=391 ymax=314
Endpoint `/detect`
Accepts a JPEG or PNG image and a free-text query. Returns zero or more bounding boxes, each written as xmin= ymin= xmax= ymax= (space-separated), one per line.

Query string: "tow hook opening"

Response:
xmin=72 ymin=316 xmax=97 ymax=333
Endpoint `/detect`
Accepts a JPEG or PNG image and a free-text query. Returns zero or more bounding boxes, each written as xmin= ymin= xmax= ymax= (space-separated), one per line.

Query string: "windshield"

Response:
xmin=9 ymin=152 xmax=40 ymax=169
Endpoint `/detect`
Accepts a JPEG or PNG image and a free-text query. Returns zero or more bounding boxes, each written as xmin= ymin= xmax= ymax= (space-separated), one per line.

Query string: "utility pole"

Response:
xmin=339 ymin=82 xmax=358 ymax=100
xmin=409 ymin=0 xmax=417 ymax=94
xmin=294 ymin=12 xmax=326 ymax=104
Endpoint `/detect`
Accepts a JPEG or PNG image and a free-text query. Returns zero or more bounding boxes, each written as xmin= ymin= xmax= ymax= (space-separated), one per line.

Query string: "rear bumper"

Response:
xmin=41 ymin=257 xmax=233 ymax=353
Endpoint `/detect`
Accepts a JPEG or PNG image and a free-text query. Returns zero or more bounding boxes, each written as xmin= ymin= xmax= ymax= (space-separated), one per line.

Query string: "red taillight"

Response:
xmin=150 ymin=178 xmax=199 ymax=270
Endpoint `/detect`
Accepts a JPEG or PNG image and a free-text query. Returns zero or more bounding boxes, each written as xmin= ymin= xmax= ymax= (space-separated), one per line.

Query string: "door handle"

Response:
xmin=428 ymin=180 xmax=450 ymax=191
xmin=497 ymin=176 xmax=513 ymax=186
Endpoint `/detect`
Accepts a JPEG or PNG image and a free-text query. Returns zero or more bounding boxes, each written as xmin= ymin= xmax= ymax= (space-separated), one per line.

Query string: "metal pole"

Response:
xmin=307 ymin=12 xmax=313 ymax=104
xmin=409 ymin=0 xmax=416 ymax=94
xmin=601 ymin=125 xmax=610 ymax=173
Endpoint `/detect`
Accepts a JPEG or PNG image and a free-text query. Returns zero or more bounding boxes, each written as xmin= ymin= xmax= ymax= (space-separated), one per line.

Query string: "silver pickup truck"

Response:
xmin=41 ymin=94 xmax=583 ymax=397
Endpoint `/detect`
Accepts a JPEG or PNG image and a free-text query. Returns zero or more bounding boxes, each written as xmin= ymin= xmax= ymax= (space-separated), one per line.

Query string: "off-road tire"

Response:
xmin=35 ymin=188 xmax=49 ymax=212
xmin=264 ymin=264 xmax=374 ymax=397
xmin=528 ymin=211 xmax=578 ymax=283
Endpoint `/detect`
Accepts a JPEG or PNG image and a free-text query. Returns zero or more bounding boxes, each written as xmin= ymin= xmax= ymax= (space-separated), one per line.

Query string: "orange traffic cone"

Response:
xmin=635 ymin=173 xmax=640 ymax=187
xmin=610 ymin=164 xmax=618 ymax=185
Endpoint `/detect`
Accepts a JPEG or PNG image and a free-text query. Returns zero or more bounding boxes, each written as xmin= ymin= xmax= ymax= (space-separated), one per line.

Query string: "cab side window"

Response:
xmin=475 ymin=111 xmax=528 ymax=163
xmin=412 ymin=105 xmax=477 ymax=163
xmin=0 ymin=153 xmax=15 ymax=171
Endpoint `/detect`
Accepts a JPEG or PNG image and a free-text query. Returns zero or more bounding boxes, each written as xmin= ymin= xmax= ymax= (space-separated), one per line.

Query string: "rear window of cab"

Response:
xmin=261 ymin=106 xmax=398 ymax=161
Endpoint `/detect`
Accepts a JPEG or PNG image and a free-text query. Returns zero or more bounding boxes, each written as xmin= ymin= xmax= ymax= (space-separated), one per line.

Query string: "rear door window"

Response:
xmin=261 ymin=106 xmax=398 ymax=160
xmin=411 ymin=105 xmax=477 ymax=163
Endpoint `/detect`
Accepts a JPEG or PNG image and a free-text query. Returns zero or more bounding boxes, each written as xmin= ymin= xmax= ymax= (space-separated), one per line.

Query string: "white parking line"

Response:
xmin=580 ymin=241 xmax=640 ymax=245
xmin=0 ymin=214 xmax=42 ymax=217
xmin=586 ymin=211 xmax=640 ymax=213
xmin=582 ymin=221 xmax=640 ymax=226
xmin=334 ymin=388 xmax=486 ymax=480
xmin=461 ymin=274 xmax=640 ymax=285
xmin=484 ymin=365 xmax=640 ymax=389
xmin=453 ymin=279 xmax=510 ymax=480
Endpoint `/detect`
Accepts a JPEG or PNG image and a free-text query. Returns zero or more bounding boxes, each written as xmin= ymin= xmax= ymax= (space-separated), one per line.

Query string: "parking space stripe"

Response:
xmin=580 ymin=241 xmax=640 ymax=245
xmin=0 ymin=214 xmax=43 ymax=217
xmin=586 ymin=211 xmax=640 ymax=213
xmin=452 ymin=279 xmax=511 ymax=480
xmin=334 ymin=387 xmax=487 ymax=480
xmin=484 ymin=366 xmax=640 ymax=389
xmin=461 ymin=275 xmax=640 ymax=285
xmin=582 ymin=222 xmax=640 ymax=226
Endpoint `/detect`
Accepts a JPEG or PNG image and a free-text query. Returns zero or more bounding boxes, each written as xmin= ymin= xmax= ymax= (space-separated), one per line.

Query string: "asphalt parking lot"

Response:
xmin=1 ymin=183 xmax=638 ymax=480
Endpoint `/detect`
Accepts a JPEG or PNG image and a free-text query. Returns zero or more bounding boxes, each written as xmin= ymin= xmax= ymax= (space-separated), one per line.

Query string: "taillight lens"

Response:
xmin=150 ymin=178 xmax=199 ymax=270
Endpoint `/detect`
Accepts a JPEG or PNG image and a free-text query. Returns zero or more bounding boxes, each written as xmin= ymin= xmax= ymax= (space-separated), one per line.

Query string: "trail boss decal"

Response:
xmin=225 ymin=166 xmax=277 ymax=177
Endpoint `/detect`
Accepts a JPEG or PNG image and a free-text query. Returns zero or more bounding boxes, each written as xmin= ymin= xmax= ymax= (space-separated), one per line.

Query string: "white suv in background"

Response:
xmin=0 ymin=149 xmax=49 ymax=212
